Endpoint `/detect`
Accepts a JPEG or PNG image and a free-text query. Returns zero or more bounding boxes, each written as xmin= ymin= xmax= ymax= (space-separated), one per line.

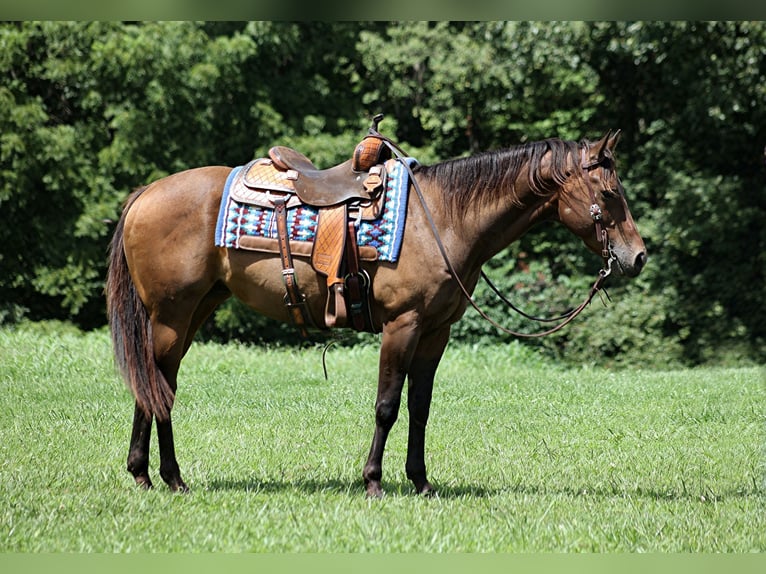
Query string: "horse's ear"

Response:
xmin=606 ymin=129 xmax=622 ymax=153
xmin=595 ymin=130 xmax=611 ymax=158
xmin=596 ymin=129 xmax=621 ymax=159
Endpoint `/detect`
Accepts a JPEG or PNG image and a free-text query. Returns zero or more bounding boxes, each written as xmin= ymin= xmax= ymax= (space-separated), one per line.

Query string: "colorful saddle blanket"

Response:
xmin=215 ymin=157 xmax=416 ymax=262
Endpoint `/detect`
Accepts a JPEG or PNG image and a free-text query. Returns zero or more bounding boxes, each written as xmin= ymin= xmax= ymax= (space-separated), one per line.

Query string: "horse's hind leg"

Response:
xmin=127 ymin=405 xmax=184 ymax=492
xmin=157 ymin=413 xmax=187 ymax=492
xmin=123 ymin=323 xmax=188 ymax=492
xmin=127 ymin=403 xmax=153 ymax=489
xmin=153 ymin=289 xmax=230 ymax=492
xmin=147 ymin=320 xmax=192 ymax=492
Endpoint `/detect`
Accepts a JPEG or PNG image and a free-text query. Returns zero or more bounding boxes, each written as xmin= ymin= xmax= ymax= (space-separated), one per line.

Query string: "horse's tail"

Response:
xmin=105 ymin=187 xmax=174 ymax=421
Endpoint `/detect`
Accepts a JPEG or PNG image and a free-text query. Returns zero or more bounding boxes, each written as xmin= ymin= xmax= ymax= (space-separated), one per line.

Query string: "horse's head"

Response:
xmin=557 ymin=130 xmax=647 ymax=277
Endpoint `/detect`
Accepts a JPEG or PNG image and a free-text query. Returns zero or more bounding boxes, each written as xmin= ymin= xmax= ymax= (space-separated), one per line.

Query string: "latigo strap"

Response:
xmin=273 ymin=197 xmax=313 ymax=337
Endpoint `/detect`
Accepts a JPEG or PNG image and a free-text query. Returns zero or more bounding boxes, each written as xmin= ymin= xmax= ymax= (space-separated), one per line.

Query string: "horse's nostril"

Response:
xmin=635 ymin=251 xmax=647 ymax=271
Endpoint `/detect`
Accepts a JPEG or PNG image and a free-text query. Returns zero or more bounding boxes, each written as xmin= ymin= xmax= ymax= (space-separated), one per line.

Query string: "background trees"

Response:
xmin=1 ymin=21 xmax=763 ymax=365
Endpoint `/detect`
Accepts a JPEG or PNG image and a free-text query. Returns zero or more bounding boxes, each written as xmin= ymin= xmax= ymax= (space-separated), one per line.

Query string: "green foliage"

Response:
xmin=358 ymin=22 xmax=601 ymax=155
xmin=199 ymin=298 xmax=305 ymax=347
xmin=589 ymin=21 xmax=766 ymax=364
xmin=0 ymin=21 xmax=763 ymax=365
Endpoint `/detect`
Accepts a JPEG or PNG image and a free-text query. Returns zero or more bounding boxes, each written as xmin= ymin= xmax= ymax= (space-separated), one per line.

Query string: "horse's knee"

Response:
xmin=375 ymin=397 xmax=400 ymax=430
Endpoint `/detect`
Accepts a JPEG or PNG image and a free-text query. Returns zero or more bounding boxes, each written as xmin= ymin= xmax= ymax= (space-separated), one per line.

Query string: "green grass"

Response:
xmin=0 ymin=325 xmax=764 ymax=552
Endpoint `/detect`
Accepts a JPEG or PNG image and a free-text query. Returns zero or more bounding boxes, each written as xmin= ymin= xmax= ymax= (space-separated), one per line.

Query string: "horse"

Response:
xmin=105 ymin=130 xmax=647 ymax=498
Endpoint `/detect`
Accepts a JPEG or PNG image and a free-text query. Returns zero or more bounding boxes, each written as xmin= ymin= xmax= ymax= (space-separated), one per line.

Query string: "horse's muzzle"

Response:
xmin=634 ymin=250 xmax=648 ymax=274
xmin=621 ymin=249 xmax=647 ymax=278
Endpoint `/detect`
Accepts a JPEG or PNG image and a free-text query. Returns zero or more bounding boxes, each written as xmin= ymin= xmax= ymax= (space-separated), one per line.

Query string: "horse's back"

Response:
xmin=129 ymin=166 xmax=231 ymax=216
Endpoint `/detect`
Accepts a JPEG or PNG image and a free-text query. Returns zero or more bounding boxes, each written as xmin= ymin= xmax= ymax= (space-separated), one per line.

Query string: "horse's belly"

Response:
xmin=223 ymin=250 xmax=329 ymax=325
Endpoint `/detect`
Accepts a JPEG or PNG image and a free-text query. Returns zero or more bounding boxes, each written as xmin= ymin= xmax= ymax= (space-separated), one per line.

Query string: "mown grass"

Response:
xmin=0 ymin=325 xmax=763 ymax=552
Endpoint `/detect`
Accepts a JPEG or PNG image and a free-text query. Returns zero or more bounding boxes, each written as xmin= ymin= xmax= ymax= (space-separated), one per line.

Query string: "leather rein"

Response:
xmin=381 ymin=135 xmax=617 ymax=338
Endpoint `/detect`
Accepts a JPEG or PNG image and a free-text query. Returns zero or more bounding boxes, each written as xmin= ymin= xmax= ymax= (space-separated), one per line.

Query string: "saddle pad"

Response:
xmin=215 ymin=157 xmax=417 ymax=263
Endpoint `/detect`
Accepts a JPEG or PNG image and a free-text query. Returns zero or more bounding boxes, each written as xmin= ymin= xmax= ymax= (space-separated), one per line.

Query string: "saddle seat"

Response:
xmin=267 ymin=135 xmax=391 ymax=207
xmin=267 ymin=148 xmax=368 ymax=207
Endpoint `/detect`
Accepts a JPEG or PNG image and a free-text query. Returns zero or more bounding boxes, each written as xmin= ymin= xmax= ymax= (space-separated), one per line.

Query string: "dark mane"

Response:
xmin=414 ymin=138 xmax=581 ymax=212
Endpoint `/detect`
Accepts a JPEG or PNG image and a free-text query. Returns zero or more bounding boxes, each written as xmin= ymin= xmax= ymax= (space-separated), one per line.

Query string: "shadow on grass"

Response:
xmin=204 ymin=475 xmax=759 ymax=502
xmin=205 ymin=476 xmax=500 ymax=498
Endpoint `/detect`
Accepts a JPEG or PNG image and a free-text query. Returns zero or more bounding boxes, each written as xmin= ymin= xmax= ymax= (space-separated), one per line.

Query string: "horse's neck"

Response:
xmin=430 ymin=179 xmax=557 ymax=272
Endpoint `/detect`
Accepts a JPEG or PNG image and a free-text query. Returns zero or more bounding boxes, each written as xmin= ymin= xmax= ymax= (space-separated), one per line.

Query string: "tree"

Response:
xmin=589 ymin=21 xmax=766 ymax=362
xmin=1 ymin=21 xmax=762 ymax=365
xmin=2 ymin=22 xmax=281 ymax=325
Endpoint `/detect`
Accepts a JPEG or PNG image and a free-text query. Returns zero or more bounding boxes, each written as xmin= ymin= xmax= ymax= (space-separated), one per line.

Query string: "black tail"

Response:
xmin=105 ymin=188 xmax=174 ymax=421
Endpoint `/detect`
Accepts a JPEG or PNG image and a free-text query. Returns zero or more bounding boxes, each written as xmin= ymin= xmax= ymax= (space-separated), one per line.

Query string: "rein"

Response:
xmin=379 ymin=131 xmax=616 ymax=338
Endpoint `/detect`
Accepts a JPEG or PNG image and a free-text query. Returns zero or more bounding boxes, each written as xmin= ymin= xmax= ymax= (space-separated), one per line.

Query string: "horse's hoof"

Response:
xmin=365 ymin=482 xmax=384 ymax=499
xmin=170 ymin=481 xmax=189 ymax=493
xmin=418 ymin=483 xmax=436 ymax=497
xmin=414 ymin=480 xmax=436 ymax=497
xmin=134 ymin=475 xmax=153 ymax=490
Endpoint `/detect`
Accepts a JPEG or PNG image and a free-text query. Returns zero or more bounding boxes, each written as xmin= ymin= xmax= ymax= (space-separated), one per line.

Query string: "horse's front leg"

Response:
xmin=405 ymin=327 xmax=451 ymax=496
xmin=363 ymin=312 xmax=420 ymax=498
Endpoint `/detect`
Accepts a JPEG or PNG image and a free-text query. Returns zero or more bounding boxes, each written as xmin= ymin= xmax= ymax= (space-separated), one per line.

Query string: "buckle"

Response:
xmin=599 ymin=256 xmax=615 ymax=279
xmin=345 ymin=269 xmax=370 ymax=289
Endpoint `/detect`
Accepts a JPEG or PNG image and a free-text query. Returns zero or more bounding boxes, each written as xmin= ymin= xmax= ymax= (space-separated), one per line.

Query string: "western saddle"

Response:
xmin=228 ymin=115 xmax=395 ymax=336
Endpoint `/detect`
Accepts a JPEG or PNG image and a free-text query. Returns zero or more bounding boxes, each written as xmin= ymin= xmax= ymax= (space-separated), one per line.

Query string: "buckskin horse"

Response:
xmin=106 ymin=126 xmax=646 ymax=498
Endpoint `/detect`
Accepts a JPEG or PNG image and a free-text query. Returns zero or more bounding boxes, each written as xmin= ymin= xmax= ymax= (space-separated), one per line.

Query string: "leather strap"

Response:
xmin=325 ymin=283 xmax=347 ymax=328
xmin=581 ymin=148 xmax=612 ymax=263
xmin=273 ymin=197 xmax=311 ymax=337
xmin=343 ymin=219 xmax=368 ymax=331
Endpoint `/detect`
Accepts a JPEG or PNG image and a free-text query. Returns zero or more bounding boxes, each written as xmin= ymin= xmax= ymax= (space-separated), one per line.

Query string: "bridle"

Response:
xmin=581 ymin=147 xmax=617 ymax=270
xmin=380 ymin=132 xmax=618 ymax=338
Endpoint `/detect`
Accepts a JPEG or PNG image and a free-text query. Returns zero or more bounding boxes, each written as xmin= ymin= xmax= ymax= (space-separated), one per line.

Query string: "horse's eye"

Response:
xmin=602 ymin=188 xmax=620 ymax=199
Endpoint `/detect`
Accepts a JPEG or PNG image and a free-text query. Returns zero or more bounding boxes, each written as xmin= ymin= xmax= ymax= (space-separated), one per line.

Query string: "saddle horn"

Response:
xmin=369 ymin=113 xmax=384 ymax=135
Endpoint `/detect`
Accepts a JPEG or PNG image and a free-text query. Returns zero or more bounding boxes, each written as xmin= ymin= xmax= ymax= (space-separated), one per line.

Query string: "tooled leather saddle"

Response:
xmin=226 ymin=116 xmax=394 ymax=335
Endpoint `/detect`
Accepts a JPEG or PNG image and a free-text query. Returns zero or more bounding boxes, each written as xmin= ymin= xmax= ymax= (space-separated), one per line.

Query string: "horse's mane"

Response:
xmin=413 ymin=138 xmax=581 ymax=212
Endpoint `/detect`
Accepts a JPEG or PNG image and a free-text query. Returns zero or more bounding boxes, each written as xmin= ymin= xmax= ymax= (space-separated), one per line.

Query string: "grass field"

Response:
xmin=0 ymin=325 xmax=763 ymax=552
